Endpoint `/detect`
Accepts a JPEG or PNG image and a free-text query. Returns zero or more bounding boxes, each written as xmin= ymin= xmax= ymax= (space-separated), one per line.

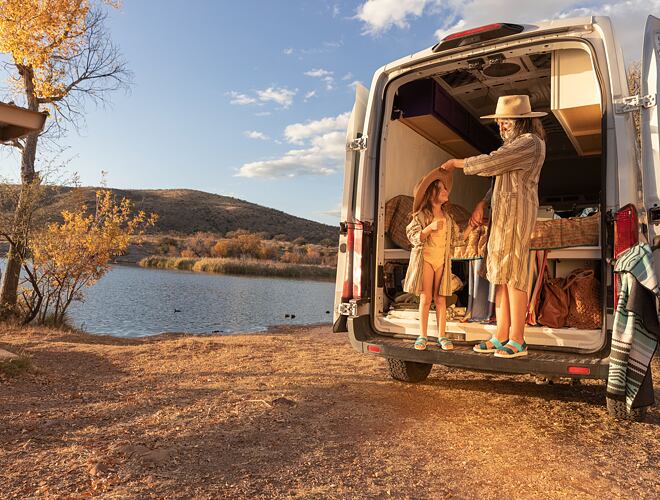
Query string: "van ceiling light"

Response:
xmin=433 ymin=23 xmax=525 ymax=52
xmin=467 ymin=58 xmax=485 ymax=70
xmin=482 ymin=62 xmax=521 ymax=77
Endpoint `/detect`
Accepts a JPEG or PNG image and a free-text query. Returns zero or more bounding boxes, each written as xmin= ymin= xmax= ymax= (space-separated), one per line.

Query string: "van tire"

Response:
xmin=386 ymin=358 xmax=432 ymax=383
xmin=606 ymin=397 xmax=648 ymax=422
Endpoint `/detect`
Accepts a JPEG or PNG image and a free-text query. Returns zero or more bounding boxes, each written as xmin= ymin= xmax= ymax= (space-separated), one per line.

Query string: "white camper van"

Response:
xmin=334 ymin=16 xmax=659 ymax=420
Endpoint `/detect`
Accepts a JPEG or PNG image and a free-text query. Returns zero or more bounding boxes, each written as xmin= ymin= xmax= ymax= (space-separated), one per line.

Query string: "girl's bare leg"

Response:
xmin=418 ymin=262 xmax=435 ymax=339
xmin=507 ymin=286 xmax=529 ymax=352
xmin=433 ymin=265 xmax=446 ymax=337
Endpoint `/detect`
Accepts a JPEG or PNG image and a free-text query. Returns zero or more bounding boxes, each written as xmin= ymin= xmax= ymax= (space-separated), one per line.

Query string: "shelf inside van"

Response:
xmin=383 ymin=245 xmax=601 ymax=261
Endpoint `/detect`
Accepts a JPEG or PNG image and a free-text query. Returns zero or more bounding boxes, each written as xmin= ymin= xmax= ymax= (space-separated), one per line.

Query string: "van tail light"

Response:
xmin=341 ymin=222 xmax=355 ymax=301
xmin=613 ymin=204 xmax=639 ymax=301
xmin=352 ymin=221 xmax=364 ymax=300
xmin=341 ymin=221 xmax=364 ymax=301
xmin=433 ymin=23 xmax=524 ymax=52
xmin=567 ymin=366 xmax=590 ymax=375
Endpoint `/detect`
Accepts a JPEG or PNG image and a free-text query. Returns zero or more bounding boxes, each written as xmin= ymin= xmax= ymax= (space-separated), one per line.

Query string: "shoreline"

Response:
xmin=137 ymin=255 xmax=336 ymax=281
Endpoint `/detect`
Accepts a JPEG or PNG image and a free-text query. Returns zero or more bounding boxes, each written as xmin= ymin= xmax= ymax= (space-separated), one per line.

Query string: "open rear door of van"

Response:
xmin=333 ymin=83 xmax=369 ymax=332
xmin=641 ymin=15 xmax=660 ymax=271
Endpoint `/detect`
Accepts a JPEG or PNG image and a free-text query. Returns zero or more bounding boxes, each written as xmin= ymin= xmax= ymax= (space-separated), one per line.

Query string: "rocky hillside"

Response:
xmin=3 ymin=186 xmax=339 ymax=245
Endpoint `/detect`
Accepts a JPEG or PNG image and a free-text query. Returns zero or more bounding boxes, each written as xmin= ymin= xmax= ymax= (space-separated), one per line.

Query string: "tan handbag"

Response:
xmin=538 ymin=269 xmax=569 ymax=328
xmin=565 ymin=268 xmax=601 ymax=329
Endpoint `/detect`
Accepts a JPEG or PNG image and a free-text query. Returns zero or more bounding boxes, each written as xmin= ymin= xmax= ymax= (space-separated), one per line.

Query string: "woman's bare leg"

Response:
xmin=487 ymin=284 xmax=511 ymax=348
xmin=507 ymin=286 xmax=528 ymax=352
xmin=418 ymin=262 xmax=435 ymax=339
xmin=433 ymin=265 xmax=446 ymax=337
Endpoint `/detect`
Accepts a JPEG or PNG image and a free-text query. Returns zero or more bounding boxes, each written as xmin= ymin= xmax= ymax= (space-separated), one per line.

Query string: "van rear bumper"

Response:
xmin=348 ymin=315 xmax=610 ymax=380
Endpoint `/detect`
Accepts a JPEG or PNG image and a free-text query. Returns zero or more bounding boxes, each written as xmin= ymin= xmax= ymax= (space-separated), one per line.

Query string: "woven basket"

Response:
xmin=565 ymin=268 xmax=601 ymax=329
xmin=384 ymin=195 xmax=414 ymax=250
xmin=561 ymin=214 xmax=599 ymax=247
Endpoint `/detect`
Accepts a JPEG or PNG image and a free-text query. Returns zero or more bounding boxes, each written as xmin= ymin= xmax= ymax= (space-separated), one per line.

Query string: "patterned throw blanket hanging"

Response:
xmin=608 ymin=243 xmax=659 ymax=411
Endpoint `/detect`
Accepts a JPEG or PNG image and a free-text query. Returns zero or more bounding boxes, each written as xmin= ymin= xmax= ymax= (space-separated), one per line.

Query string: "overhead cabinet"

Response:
xmin=393 ymin=78 xmax=501 ymax=157
xmin=550 ymin=49 xmax=603 ymax=156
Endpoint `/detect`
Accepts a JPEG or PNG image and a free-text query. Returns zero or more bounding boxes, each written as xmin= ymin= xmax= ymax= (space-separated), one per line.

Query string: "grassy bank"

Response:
xmin=138 ymin=255 xmax=336 ymax=280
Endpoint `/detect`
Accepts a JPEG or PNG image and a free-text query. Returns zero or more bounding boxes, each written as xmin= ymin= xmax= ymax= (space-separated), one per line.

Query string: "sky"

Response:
xmin=0 ymin=0 xmax=657 ymax=225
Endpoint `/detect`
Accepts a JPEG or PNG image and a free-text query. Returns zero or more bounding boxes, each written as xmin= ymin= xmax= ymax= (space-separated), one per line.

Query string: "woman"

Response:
xmin=403 ymin=169 xmax=466 ymax=351
xmin=441 ymin=94 xmax=546 ymax=358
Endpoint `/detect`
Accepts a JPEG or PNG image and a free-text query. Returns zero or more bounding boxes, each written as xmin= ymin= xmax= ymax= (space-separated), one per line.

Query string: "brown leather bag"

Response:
xmin=565 ymin=268 xmax=601 ymax=329
xmin=538 ymin=269 xmax=570 ymax=328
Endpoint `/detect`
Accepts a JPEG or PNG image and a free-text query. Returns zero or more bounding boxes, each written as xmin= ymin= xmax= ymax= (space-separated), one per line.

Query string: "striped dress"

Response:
xmin=463 ymin=133 xmax=546 ymax=292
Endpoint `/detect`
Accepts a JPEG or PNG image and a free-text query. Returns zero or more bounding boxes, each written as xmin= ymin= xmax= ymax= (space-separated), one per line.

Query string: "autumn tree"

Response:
xmin=0 ymin=0 xmax=131 ymax=318
xmin=19 ymin=189 xmax=157 ymax=326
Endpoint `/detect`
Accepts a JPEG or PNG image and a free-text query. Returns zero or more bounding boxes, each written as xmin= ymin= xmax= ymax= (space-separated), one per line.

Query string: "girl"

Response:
xmin=403 ymin=168 xmax=467 ymax=351
xmin=441 ymin=94 xmax=547 ymax=358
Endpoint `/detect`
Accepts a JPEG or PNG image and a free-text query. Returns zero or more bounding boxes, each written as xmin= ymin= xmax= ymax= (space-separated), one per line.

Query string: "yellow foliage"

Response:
xmin=22 ymin=190 xmax=157 ymax=325
xmin=0 ymin=0 xmax=119 ymax=99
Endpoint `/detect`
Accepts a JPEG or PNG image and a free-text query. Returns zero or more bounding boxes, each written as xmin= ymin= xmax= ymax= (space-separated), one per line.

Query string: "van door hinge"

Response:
xmin=614 ymin=94 xmax=657 ymax=113
xmin=347 ymin=135 xmax=368 ymax=151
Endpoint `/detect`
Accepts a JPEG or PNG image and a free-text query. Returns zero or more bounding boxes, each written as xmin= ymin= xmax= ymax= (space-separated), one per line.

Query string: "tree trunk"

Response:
xmin=0 ymin=65 xmax=40 ymax=320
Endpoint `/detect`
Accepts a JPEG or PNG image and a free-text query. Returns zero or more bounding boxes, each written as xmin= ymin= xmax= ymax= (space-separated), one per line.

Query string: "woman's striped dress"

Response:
xmin=463 ymin=132 xmax=546 ymax=293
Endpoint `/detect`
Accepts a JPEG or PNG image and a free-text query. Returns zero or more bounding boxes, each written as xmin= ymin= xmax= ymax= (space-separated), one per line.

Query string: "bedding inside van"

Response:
xmin=374 ymin=46 xmax=605 ymax=352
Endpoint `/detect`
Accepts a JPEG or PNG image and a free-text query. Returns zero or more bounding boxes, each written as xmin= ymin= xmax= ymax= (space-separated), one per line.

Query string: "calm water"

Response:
xmin=0 ymin=261 xmax=335 ymax=337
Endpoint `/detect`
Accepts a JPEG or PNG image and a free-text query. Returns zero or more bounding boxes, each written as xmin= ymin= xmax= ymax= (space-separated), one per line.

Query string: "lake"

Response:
xmin=0 ymin=262 xmax=336 ymax=337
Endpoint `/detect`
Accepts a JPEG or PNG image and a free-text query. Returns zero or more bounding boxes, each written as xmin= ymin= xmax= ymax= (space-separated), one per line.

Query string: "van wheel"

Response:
xmin=606 ymin=397 xmax=648 ymax=422
xmin=386 ymin=358 xmax=432 ymax=383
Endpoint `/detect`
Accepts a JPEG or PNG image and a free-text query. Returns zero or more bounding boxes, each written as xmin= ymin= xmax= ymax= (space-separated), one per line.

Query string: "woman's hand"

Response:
xmin=439 ymin=159 xmax=456 ymax=171
xmin=469 ymin=200 xmax=487 ymax=227
xmin=440 ymin=158 xmax=465 ymax=171
xmin=424 ymin=220 xmax=440 ymax=233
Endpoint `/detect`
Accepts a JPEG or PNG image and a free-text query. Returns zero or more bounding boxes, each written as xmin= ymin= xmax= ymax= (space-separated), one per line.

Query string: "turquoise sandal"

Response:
xmin=414 ymin=336 xmax=428 ymax=350
xmin=494 ymin=339 xmax=528 ymax=358
xmin=473 ymin=336 xmax=507 ymax=353
xmin=437 ymin=337 xmax=454 ymax=351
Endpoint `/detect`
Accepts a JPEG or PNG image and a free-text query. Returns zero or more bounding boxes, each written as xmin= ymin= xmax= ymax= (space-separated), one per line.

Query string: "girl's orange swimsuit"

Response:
xmin=423 ymin=219 xmax=448 ymax=272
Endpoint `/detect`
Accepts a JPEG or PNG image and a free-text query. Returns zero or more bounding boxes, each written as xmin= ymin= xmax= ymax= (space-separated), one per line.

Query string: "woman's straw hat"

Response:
xmin=412 ymin=167 xmax=453 ymax=213
xmin=480 ymin=94 xmax=547 ymax=119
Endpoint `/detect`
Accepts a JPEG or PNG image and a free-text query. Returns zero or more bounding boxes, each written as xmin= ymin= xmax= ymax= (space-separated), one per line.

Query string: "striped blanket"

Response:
xmin=607 ymin=243 xmax=659 ymax=411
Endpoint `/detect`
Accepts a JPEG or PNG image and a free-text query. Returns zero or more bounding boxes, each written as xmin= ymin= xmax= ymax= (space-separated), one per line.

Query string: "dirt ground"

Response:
xmin=1 ymin=324 xmax=658 ymax=499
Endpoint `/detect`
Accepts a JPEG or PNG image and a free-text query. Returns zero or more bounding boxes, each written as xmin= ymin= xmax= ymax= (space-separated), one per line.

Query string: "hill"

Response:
xmin=3 ymin=186 xmax=339 ymax=245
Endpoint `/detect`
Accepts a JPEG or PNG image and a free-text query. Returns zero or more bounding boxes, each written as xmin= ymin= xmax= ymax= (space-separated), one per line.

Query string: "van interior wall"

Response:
xmin=383 ymin=120 xmax=491 ymax=236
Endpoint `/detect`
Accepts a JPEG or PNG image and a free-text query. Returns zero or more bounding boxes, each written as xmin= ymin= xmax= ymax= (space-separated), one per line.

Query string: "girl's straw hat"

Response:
xmin=412 ymin=167 xmax=453 ymax=213
xmin=480 ymin=94 xmax=547 ymax=119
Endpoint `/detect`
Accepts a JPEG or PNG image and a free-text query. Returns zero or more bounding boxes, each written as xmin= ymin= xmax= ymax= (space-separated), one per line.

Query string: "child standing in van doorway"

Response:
xmin=403 ymin=168 xmax=467 ymax=351
xmin=440 ymin=94 xmax=547 ymax=359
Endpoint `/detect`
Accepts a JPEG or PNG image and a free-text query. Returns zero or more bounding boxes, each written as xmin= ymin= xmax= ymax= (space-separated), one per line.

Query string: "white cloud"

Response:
xmin=225 ymin=91 xmax=257 ymax=106
xmin=304 ymin=90 xmax=317 ymax=101
xmin=283 ymin=47 xmax=294 ymax=55
xmin=355 ymin=0 xmax=429 ymax=35
xmin=236 ymin=112 xmax=350 ymax=178
xmin=244 ymin=130 xmax=269 ymax=140
xmin=305 ymin=68 xmax=336 ymax=90
xmin=305 ymin=68 xmax=333 ymax=78
xmin=284 ymin=112 xmax=350 ymax=145
xmin=318 ymin=203 xmax=341 ymax=219
xmin=342 ymin=72 xmax=354 ymax=81
xmin=256 ymin=86 xmax=297 ymax=108
xmin=228 ymin=86 xmax=297 ymax=109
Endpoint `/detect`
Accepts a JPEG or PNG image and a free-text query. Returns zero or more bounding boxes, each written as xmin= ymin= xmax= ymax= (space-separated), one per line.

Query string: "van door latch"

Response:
xmin=614 ymin=94 xmax=657 ymax=113
xmin=347 ymin=136 xmax=368 ymax=151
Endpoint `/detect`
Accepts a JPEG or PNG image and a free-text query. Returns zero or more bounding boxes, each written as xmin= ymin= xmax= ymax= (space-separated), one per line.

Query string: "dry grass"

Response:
xmin=139 ymin=255 xmax=336 ymax=280
xmin=0 ymin=324 xmax=658 ymax=498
